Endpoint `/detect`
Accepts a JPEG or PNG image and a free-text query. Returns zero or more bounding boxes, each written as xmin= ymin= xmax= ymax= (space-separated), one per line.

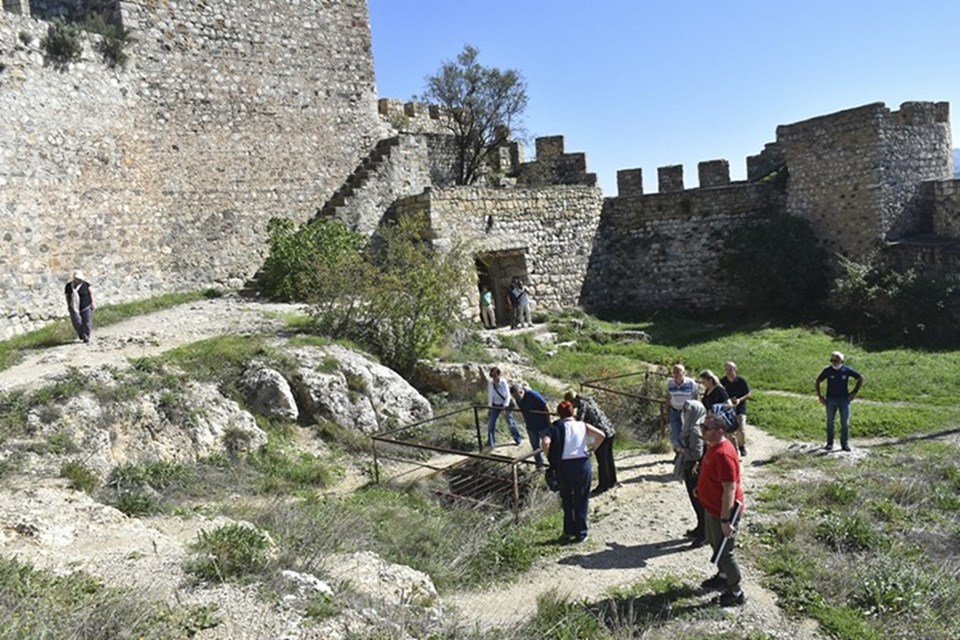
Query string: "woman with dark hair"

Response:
xmin=542 ymin=400 xmax=606 ymax=543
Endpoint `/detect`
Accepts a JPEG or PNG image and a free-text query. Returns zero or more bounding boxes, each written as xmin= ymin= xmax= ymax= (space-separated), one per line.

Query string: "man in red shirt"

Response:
xmin=696 ymin=403 xmax=746 ymax=607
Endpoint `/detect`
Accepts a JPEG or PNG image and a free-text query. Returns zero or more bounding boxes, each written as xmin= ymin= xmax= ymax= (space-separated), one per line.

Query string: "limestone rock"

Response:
xmin=288 ymin=345 xmax=432 ymax=434
xmin=241 ymin=363 xmax=299 ymax=421
xmin=28 ymin=377 xmax=267 ymax=474
xmin=321 ymin=550 xmax=439 ymax=607
xmin=411 ymin=361 xmax=488 ymax=400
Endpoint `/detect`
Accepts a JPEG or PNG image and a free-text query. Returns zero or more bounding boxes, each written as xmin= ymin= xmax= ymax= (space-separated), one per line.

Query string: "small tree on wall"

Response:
xmin=420 ymin=45 xmax=528 ymax=186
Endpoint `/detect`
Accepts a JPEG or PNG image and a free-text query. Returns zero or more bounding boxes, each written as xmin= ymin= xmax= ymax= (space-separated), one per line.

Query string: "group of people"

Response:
xmin=487 ymin=351 xmax=866 ymax=609
xmin=486 ymin=367 xmax=617 ymax=544
xmin=478 ymin=277 xmax=533 ymax=330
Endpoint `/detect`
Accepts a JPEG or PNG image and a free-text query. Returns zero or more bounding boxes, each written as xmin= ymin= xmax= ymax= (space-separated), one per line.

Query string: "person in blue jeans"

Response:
xmin=542 ymin=400 xmax=606 ymax=543
xmin=486 ymin=367 xmax=522 ymax=448
xmin=815 ymin=351 xmax=864 ymax=452
xmin=510 ymin=384 xmax=552 ymax=468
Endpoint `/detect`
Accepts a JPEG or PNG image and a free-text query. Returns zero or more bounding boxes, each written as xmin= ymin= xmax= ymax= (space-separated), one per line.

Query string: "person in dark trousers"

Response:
xmin=721 ymin=361 xmax=752 ymax=457
xmin=65 ymin=269 xmax=95 ymax=344
xmin=542 ymin=400 xmax=606 ymax=543
xmin=511 ymin=383 xmax=551 ymax=468
xmin=815 ymin=351 xmax=864 ymax=452
xmin=696 ymin=404 xmax=746 ymax=607
xmin=565 ymin=390 xmax=618 ymax=494
xmin=675 ymin=399 xmax=706 ymax=547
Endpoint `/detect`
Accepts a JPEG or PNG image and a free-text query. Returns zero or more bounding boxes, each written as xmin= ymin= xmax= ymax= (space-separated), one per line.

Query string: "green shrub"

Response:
xmin=18 ymin=31 xmax=32 ymax=46
xmin=41 ymin=18 xmax=83 ymax=65
xmin=830 ymin=252 xmax=960 ymax=347
xmin=186 ymin=523 xmax=273 ymax=583
xmin=720 ymin=213 xmax=829 ymax=318
xmin=814 ymin=513 xmax=883 ymax=552
xmin=114 ymin=490 xmax=161 ymax=516
xmin=60 ymin=461 xmax=99 ymax=493
xmin=81 ymin=13 xmax=134 ymax=68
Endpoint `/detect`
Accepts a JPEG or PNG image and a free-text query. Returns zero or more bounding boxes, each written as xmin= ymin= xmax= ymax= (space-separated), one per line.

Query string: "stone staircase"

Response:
xmin=240 ymin=136 xmax=405 ymax=297
xmin=316 ymin=136 xmax=402 ymax=219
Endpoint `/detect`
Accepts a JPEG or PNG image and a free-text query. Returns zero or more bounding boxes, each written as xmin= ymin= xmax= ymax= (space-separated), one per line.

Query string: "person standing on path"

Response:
xmin=675 ymin=399 xmax=706 ymax=547
xmin=479 ymin=284 xmax=496 ymax=329
xmin=815 ymin=351 xmax=864 ymax=452
xmin=510 ymin=383 xmax=552 ymax=468
xmin=507 ymin=278 xmax=532 ymax=329
xmin=65 ymin=270 xmax=95 ymax=344
xmin=667 ymin=364 xmax=698 ymax=451
xmin=486 ymin=367 xmax=523 ymax=448
xmin=565 ymin=390 xmax=618 ymax=494
xmin=696 ymin=404 xmax=746 ymax=607
xmin=542 ymin=400 xmax=606 ymax=543
xmin=721 ymin=361 xmax=752 ymax=457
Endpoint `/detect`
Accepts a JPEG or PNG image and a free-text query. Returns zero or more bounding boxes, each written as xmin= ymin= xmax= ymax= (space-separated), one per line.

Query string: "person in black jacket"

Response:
xmin=65 ymin=270 xmax=95 ymax=343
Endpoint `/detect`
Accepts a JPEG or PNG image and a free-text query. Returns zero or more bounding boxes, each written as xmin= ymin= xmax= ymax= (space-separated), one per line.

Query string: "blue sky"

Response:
xmin=368 ymin=0 xmax=959 ymax=196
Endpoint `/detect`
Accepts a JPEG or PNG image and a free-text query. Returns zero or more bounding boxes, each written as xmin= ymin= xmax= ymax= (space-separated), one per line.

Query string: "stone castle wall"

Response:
xmin=0 ymin=0 xmax=381 ymax=337
xmin=394 ymin=186 xmax=604 ymax=319
xmin=581 ymin=181 xmax=786 ymax=315
xmin=778 ymin=102 xmax=951 ymax=258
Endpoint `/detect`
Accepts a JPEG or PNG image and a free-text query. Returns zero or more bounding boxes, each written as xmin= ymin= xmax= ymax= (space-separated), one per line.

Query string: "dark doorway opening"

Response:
xmin=476 ymin=251 xmax=529 ymax=327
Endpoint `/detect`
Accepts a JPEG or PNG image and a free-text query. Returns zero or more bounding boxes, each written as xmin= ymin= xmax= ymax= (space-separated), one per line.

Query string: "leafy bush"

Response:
xmin=829 ymin=252 xmax=960 ymax=347
xmin=814 ymin=513 xmax=883 ymax=552
xmin=186 ymin=523 xmax=273 ymax=583
xmin=80 ymin=12 xmax=134 ymax=68
xmin=720 ymin=213 xmax=829 ymax=317
xmin=259 ymin=217 xmax=369 ymax=304
xmin=41 ymin=18 xmax=83 ymax=65
xmin=258 ymin=214 xmax=469 ymax=377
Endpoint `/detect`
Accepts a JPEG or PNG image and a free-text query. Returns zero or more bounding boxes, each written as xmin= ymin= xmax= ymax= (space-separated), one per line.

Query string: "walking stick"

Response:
xmin=711 ymin=499 xmax=743 ymax=565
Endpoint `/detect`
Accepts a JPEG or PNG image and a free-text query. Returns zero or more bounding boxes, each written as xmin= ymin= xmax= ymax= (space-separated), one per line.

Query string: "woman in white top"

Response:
xmin=542 ymin=400 xmax=606 ymax=543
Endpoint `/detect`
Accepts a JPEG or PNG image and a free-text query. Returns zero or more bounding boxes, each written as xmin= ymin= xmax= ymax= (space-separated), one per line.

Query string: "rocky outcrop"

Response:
xmin=288 ymin=344 xmax=432 ymax=434
xmin=26 ymin=380 xmax=268 ymax=475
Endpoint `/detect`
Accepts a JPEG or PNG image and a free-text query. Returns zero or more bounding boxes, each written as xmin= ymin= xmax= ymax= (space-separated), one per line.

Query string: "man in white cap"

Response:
xmin=815 ymin=351 xmax=864 ymax=451
xmin=65 ymin=270 xmax=95 ymax=343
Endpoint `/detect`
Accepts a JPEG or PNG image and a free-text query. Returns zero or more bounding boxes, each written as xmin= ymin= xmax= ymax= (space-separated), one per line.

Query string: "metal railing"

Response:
xmin=369 ymin=404 xmax=542 ymax=522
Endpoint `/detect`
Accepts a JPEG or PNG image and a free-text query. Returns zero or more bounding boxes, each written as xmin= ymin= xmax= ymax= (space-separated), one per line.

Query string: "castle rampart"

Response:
xmin=778 ymin=101 xmax=951 ymax=257
xmin=1 ymin=0 xmax=381 ymax=337
xmin=581 ymin=180 xmax=785 ymax=314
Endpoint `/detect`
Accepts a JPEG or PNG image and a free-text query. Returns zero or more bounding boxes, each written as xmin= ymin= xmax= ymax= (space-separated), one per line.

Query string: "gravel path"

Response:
xmin=446 ymin=428 xmax=827 ymax=638
xmin=0 ymin=296 xmax=305 ymax=394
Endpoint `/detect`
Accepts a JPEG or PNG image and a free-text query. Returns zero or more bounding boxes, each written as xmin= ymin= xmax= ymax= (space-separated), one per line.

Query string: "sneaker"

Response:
xmin=716 ymin=590 xmax=746 ymax=607
xmin=700 ymin=573 xmax=727 ymax=590
xmin=739 ymin=445 xmax=748 ymax=457
xmin=684 ymin=528 xmax=701 ymax=539
xmin=841 ymin=444 xmax=851 ymax=452
xmin=824 ymin=443 xmax=834 ymax=451
xmin=576 ymin=534 xmax=588 ymax=543
xmin=690 ymin=537 xmax=706 ymax=549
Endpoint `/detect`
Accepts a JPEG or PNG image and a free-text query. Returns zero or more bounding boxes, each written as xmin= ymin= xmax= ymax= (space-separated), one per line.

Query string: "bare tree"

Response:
xmin=420 ymin=45 xmax=528 ymax=185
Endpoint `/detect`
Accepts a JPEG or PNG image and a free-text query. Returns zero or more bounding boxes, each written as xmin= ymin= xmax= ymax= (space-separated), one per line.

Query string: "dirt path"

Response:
xmin=0 ymin=297 xmax=305 ymax=394
xmin=445 ymin=428 xmax=826 ymax=637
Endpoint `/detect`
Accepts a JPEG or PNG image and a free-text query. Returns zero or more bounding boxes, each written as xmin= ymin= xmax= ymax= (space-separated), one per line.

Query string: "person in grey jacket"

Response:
xmin=676 ymin=399 xmax=706 ymax=547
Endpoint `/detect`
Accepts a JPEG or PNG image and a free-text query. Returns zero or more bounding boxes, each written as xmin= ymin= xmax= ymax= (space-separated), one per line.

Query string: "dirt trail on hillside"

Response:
xmin=0 ymin=297 xmax=304 ymax=394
